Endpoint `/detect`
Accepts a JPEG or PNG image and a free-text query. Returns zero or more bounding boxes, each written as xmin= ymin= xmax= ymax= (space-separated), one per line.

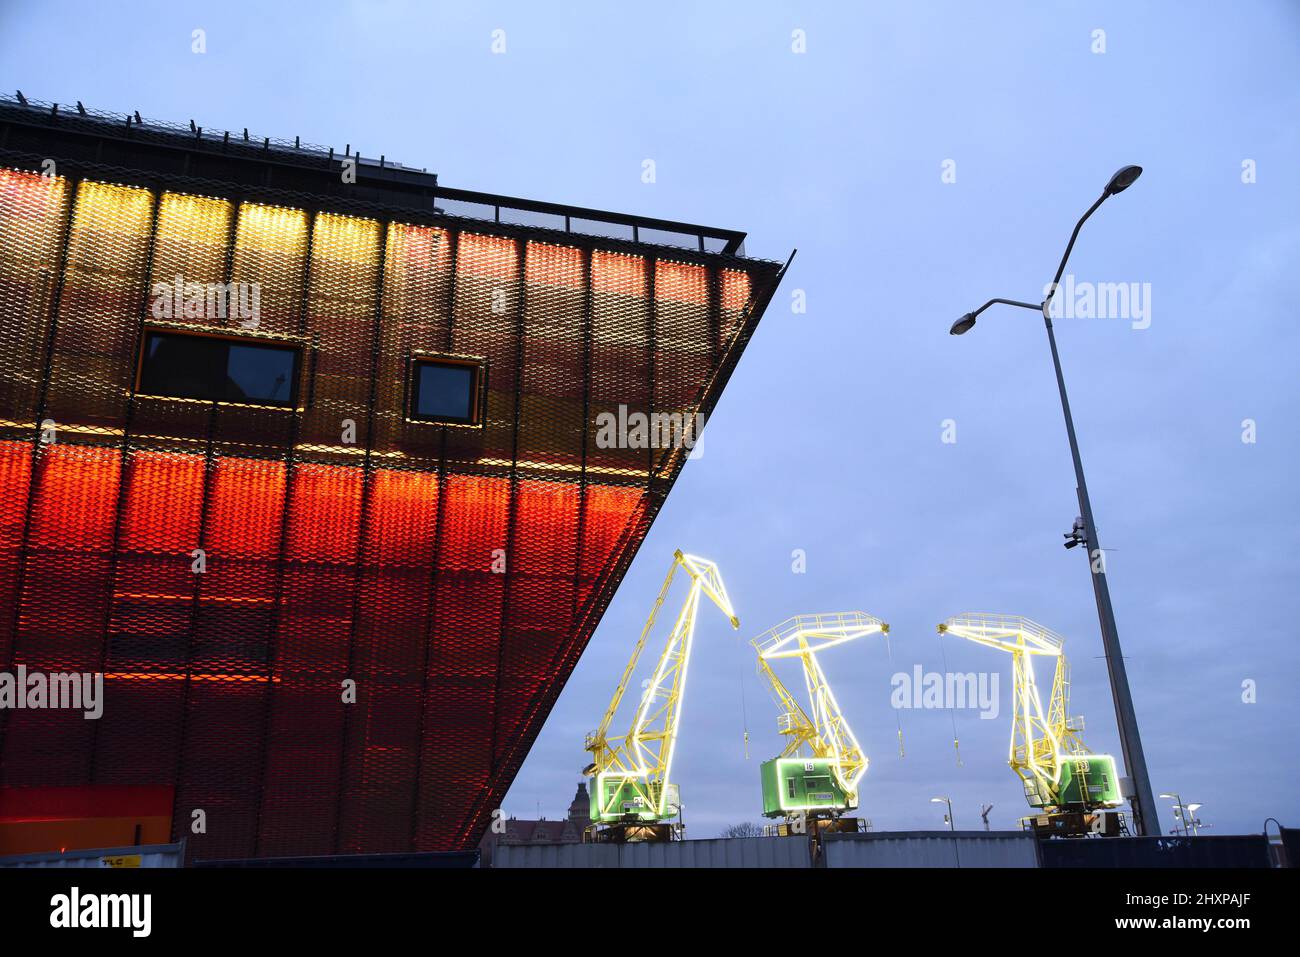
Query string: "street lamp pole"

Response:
xmin=949 ymin=166 xmax=1159 ymax=837
xmin=931 ymin=796 xmax=955 ymax=831
xmin=1161 ymin=793 xmax=1192 ymax=836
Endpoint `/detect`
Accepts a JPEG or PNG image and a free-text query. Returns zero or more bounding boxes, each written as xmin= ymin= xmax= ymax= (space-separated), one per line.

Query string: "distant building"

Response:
xmin=479 ymin=782 xmax=591 ymax=866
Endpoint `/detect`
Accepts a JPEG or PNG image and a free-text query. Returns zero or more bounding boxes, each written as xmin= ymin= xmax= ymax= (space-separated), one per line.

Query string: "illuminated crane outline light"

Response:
xmin=938 ymin=613 xmax=1118 ymax=809
xmin=584 ymin=551 xmax=738 ymax=823
xmin=752 ymin=612 xmax=888 ymax=801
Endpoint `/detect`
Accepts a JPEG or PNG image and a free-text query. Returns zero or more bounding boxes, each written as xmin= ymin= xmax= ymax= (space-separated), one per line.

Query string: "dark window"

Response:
xmin=138 ymin=330 xmax=300 ymax=406
xmin=411 ymin=358 xmax=482 ymax=425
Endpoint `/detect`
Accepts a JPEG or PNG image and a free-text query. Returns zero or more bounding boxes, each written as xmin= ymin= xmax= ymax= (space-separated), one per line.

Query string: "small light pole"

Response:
xmin=1161 ymin=792 xmax=1190 ymax=836
xmin=931 ymin=796 xmax=955 ymax=831
xmin=949 ymin=165 xmax=1159 ymax=838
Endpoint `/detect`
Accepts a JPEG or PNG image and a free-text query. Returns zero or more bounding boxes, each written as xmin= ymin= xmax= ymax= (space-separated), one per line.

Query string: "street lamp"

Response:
xmin=949 ymin=166 xmax=1159 ymax=838
xmin=1161 ymin=792 xmax=1200 ymax=836
xmin=1160 ymin=792 xmax=1187 ymax=836
xmin=931 ymin=796 xmax=955 ymax=831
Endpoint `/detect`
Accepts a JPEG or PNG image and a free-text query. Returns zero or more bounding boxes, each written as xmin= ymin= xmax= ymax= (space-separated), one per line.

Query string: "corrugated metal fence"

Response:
xmin=495 ymin=835 xmax=812 ymax=868
xmin=823 ymin=831 xmax=1040 ymax=868
xmin=1038 ymin=834 xmax=1270 ymax=868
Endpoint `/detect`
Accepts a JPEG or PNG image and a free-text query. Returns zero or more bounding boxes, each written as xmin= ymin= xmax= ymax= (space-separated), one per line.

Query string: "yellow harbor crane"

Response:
xmin=938 ymin=613 xmax=1125 ymax=836
xmin=582 ymin=550 xmax=738 ymax=842
xmin=751 ymin=612 xmax=889 ymax=829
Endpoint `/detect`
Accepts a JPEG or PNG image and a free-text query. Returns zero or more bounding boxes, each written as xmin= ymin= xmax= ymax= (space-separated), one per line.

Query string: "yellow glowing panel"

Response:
xmin=229 ymin=202 xmax=309 ymax=331
xmin=61 ymin=181 xmax=154 ymax=323
xmin=309 ymin=213 xmax=381 ymax=311
xmin=150 ymin=192 xmax=234 ymax=287
xmin=0 ymin=169 xmax=73 ymax=420
xmin=66 ymin=180 xmax=154 ymax=272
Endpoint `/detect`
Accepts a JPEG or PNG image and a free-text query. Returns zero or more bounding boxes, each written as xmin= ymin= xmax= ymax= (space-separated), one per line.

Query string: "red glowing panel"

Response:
xmin=118 ymin=452 xmax=204 ymax=554
xmin=511 ymin=480 xmax=579 ymax=578
xmin=577 ymin=484 xmax=646 ymax=605
xmin=26 ymin=445 xmax=121 ymax=553
xmin=0 ymin=442 xmax=32 ymax=663
xmin=437 ymin=474 xmax=509 ymax=573
xmin=365 ymin=469 xmax=440 ymax=567
xmin=205 ymin=458 xmax=287 ymax=560
xmin=284 ymin=463 xmax=363 ymax=564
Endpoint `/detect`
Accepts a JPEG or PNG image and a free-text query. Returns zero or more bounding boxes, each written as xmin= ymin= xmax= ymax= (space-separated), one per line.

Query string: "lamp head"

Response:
xmin=950 ymin=313 xmax=977 ymax=336
xmin=1105 ymin=165 xmax=1143 ymax=196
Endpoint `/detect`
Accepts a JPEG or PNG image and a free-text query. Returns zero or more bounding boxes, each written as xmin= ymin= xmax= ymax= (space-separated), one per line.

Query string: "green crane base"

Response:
xmin=1023 ymin=754 xmax=1122 ymax=809
xmin=590 ymin=776 xmax=679 ymax=823
xmin=760 ymin=757 xmax=856 ymax=819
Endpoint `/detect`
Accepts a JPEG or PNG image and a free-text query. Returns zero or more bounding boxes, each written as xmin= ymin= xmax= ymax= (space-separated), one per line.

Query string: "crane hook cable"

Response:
xmin=882 ymin=626 xmax=905 ymax=758
xmin=936 ymin=626 xmax=963 ymax=767
xmin=737 ymin=634 xmax=751 ymax=760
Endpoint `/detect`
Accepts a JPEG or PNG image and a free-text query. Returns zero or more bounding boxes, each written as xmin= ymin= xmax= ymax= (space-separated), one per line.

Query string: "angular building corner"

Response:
xmin=0 ymin=95 xmax=786 ymax=860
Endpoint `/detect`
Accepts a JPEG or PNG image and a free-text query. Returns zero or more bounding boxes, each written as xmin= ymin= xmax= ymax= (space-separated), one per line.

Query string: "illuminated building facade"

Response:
xmin=0 ymin=96 xmax=784 ymax=860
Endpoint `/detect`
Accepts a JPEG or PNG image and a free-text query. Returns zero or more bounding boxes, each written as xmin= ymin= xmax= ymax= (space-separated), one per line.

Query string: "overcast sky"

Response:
xmin=4 ymin=0 xmax=1296 ymax=838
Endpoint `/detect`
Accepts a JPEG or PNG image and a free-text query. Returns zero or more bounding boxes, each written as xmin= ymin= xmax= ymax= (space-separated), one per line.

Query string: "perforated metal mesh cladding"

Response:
xmin=0 ymin=166 xmax=780 ymax=859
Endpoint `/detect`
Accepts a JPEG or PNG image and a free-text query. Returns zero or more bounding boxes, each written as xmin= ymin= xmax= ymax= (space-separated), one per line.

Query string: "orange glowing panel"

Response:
xmin=525 ymin=241 xmax=584 ymax=288
xmin=719 ymin=267 xmax=753 ymax=346
xmin=591 ymin=249 xmax=646 ymax=297
xmin=655 ymin=259 xmax=709 ymax=305
xmin=26 ymin=444 xmax=122 ymax=553
xmin=457 ymin=232 xmax=519 ymax=283
xmin=205 ymin=457 xmax=287 ymax=560
xmin=383 ymin=223 xmax=451 ymax=318
xmin=437 ymin=473 xmax=510 ymax=573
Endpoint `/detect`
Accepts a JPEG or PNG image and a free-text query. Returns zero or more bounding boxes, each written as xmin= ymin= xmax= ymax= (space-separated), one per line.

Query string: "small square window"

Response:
xmin=410 ymin=357 xmax=483 ymax=425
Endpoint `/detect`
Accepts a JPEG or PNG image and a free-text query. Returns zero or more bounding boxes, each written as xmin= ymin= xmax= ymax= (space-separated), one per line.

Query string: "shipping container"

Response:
xmin=0 ymin=841 xmax=184 ymax=868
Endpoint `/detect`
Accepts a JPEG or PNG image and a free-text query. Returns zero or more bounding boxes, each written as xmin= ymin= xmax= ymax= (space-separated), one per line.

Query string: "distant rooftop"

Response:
xmin=0 ymin=91 xmax=748 ymax=257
